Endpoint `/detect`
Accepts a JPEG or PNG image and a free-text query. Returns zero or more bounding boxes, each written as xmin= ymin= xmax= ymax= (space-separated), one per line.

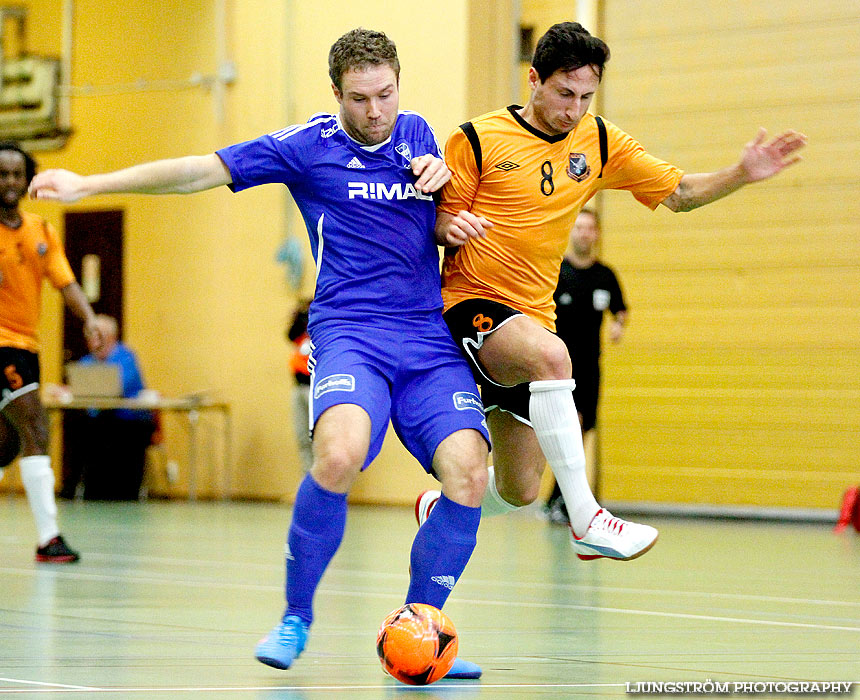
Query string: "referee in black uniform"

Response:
xmin=545 ymin=207 xmax=628 ymax=524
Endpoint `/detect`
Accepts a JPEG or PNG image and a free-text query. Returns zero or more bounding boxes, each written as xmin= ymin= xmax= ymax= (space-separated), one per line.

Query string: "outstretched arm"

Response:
xmin=29 ymin=153 xmax=232 ymax=203
xmin=661 ymin=128 xmax=806 ymax=212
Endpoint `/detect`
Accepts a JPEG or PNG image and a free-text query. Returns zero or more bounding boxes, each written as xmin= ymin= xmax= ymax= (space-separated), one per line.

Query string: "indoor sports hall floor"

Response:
xmin=1 ymin=497 xmax=858 ymax=698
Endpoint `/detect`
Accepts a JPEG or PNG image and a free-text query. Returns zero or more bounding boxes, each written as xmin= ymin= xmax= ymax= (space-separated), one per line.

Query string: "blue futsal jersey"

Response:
xmin=216 ymin=112 xmax=443 ymax=330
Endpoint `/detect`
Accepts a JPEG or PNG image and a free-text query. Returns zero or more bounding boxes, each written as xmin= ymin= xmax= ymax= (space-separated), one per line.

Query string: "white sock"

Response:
xmin=481 ymin=466 xmax=521 ymax=517
xmin=529 ymin=379 xmax=600 ymax=537
xmin=19 ymin=455 xmax=59 ymax=546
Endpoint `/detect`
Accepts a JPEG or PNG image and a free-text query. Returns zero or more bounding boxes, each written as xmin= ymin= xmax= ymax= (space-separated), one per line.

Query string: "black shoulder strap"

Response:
xmin=459 ymin=121 xmax=482 ymax=175
xmin=595 ymin=116 xmax=608 ymax=179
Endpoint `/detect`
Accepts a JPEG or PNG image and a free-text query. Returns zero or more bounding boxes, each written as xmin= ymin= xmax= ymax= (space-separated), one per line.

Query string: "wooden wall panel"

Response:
xmin=595 ymin=0 xmax=859 ymax=508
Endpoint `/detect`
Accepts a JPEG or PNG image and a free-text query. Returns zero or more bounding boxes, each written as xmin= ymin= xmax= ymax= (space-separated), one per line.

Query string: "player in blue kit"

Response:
xmin=30 ymin=28 xmax=489 ymax=679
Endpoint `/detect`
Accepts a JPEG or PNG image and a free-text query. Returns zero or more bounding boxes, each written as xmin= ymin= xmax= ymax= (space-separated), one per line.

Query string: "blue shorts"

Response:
xmin=308 ymin=317 xmax=490 ymax=473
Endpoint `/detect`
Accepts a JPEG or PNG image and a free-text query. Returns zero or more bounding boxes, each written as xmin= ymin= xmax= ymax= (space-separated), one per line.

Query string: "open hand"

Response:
xmin=740 ymin=128 xmax=807 ymax=183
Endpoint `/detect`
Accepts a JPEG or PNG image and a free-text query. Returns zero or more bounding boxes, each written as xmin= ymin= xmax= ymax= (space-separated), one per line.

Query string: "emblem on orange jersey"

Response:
xmin=494 ymin=160 xmax=519 ymax=171
xmin=566 ymin=153 xmax=590 ymax=182
xmin=37 ymin=242 xmax=47 ymax=256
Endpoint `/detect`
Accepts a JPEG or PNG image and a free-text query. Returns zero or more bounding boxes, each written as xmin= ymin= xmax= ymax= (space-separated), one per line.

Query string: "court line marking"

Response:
xmin=0 ymin=678 xmax=97 ymax=690
xmin=68 ymin=537 xmax=860 ymax=600
xmin=1 ymin=567 xmax=858 ymax=634
xmin=6 ymin=553 xmax=860 ymax=610
xmin=329 ymin=588 xmax=860 ymax=633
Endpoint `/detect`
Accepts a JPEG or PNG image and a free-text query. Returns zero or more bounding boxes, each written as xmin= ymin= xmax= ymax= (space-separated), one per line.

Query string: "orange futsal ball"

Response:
xmin=376 ymin=603 xmax=458 ymax=685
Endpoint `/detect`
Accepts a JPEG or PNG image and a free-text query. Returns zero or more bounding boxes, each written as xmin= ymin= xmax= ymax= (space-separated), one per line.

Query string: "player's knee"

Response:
xmin=311 ymin=441 xmax=364 ymax=490
xmin=461 ymin=461 xmax=489 ymax=501
xmin=441 ymin=463 xmax=488 ymax=508
xmin=531 ymin=335 xmax=571 ymax=380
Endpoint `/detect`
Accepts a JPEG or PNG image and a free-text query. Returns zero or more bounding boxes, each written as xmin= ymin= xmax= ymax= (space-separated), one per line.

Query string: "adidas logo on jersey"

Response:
xmin=347 ymin=157 xmax=365 ymax=169
xmin=431 ymin=575 xmax=456 ymax=590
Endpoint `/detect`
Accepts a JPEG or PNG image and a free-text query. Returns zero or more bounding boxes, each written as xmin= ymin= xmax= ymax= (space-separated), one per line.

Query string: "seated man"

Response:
xmin=62 ymin=314 xmax=155 ymax=500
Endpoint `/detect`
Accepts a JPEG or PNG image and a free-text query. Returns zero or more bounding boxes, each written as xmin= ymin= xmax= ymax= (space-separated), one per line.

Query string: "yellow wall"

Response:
xmin=2 ymin=0 xmax=516 ymax=504
xmin=521 ymin=0 xmax=860 ymax=508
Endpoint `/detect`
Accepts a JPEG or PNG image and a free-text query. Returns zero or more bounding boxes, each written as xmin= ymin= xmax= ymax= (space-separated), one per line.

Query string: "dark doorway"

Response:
xmin=62 ymin=210 xmax=124 ymax=361
xmin=59 ymin=210 xmax=125 ymax=499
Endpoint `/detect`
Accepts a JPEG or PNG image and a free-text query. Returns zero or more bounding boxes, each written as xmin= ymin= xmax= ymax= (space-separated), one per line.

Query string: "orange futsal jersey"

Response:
xmin=0 ymin=212 xmax=75 ymax=352
xmin=440 ymin=107 xmax=683 ymax=330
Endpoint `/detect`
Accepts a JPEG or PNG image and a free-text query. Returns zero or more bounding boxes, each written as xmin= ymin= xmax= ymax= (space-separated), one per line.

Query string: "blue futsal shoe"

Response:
xmin=255 ymin=614 xmax=309 ymax=669
xmin=444 ymin=656 xmax=482 ymax=679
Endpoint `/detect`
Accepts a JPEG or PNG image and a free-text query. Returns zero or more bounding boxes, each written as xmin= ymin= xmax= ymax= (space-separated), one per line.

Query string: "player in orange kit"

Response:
xmin=418 ymin=22 xmax=806 ymax=561
xmin=0 ymin=142 xmax=102 ymax=562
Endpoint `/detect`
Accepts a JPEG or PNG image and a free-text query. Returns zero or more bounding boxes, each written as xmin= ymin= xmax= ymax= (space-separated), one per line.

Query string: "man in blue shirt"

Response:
xmin=31 ymin=28 xmax=489 ymax=679
xmin=62 ymin=314 xmax=155 ymax=500
xmin=80 ymin=315 xmax=148 ymax=411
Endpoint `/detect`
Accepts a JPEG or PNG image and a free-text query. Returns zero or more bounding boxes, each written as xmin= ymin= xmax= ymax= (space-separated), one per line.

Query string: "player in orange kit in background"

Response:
xmin=287 ymin=298 xmax=312 ymax=473
xmin=0 ymin=141 xmax=103 ymax=562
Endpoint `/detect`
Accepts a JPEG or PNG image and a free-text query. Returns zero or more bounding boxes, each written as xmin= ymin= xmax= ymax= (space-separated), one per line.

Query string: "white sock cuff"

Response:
xmin=19 ymin=454 xmax=51 ymax=477
xmin=529 ymin=379 xmax=576 ymax=393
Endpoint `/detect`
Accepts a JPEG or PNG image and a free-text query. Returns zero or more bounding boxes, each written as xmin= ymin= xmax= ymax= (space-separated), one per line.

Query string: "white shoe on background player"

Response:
xmin=414 ymin=489 xmax=440 ymax=526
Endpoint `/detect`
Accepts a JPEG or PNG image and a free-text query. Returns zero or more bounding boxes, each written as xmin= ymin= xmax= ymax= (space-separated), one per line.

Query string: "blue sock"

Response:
xmin=406 ymin=493 xmax=480 ymax=609
xmin=284 ymin=474 xmax=348 ymax=625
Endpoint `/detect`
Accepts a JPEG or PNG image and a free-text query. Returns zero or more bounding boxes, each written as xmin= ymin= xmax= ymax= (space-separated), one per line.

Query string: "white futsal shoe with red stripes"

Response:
xmin=570 ymin=508 xmax=658 ymax=561
xmin=414 ymin=490 xmax=441 ymax=526
xmin=416 ymin=491 xmax=657 ymax=562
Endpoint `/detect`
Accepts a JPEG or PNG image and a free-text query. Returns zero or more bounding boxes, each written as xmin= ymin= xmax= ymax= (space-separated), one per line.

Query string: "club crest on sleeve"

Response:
xmin=566 ymin=153 xmax=590 ymax=182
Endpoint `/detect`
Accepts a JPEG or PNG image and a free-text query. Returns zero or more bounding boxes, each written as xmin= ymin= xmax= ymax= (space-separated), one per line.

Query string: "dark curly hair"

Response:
xmin=0 ymin=141 xmax=37 ymax=185
xmin=328 ymin=28 xmax=400 ymax=91
xmin=532 ymin=22 xmax=610 ymax=83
